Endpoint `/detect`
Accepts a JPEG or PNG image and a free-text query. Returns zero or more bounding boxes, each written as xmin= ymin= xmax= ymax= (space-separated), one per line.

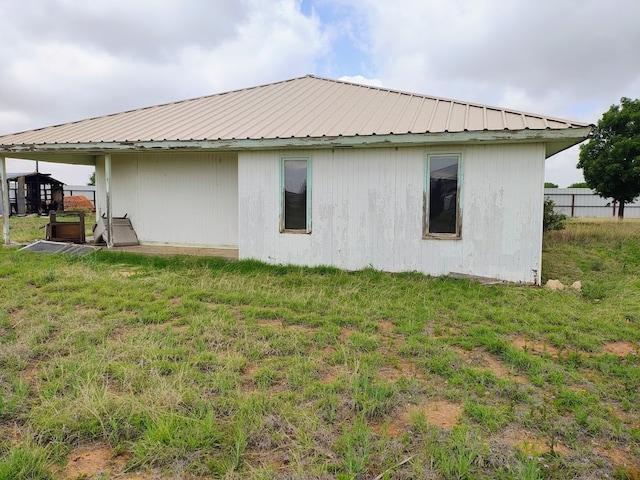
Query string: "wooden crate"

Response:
xmin=46 ymin=211 xmax=86 ymax=244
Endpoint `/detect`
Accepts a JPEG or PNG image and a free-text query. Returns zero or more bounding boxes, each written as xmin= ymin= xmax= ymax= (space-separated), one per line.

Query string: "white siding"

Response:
xmin=96 ymin=152 xmax=238 ymax=247
xmin=238 ymin=144 xmax=545 ymax=283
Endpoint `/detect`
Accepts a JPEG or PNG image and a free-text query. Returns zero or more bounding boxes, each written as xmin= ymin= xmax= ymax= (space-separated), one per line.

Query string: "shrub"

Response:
xmin=543 ymin=198 xmax=566 ymax=232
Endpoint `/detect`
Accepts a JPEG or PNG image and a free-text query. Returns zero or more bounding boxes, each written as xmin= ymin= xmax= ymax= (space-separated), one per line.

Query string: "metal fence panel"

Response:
xmin=544 ymin=188 xmax=640 ymax=218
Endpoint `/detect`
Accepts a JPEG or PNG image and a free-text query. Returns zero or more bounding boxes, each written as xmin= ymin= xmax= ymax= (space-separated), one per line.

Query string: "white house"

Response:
xmin=0 ymin=75 xmax=591 ymax=283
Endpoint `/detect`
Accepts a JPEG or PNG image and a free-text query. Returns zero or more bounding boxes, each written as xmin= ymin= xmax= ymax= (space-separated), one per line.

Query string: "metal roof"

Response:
xmin=19 ymin=240 xmax=99 ymax=256
xmin=5 ymin=172 xmax=63 ymax=184
xmin=0 ymin=75 xmax=590 ymax=146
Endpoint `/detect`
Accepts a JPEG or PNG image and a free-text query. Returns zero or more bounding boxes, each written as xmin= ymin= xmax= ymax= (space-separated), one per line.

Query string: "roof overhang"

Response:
xmin=0 ymin=126 xmax=592 ymax=164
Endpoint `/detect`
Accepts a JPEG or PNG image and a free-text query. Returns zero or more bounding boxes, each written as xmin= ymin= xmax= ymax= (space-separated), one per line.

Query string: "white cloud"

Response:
xmin=190 ymin=0 xmax=324 ymax=91
xmin=333 ymin=0 xmax=639 ymax=115
xmin=338 ymin=75 xmax=383 ymax=87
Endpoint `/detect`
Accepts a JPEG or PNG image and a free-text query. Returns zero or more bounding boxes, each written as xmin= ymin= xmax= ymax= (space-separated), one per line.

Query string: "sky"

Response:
xmin=1 ymin=0 xmax=639 ymax=187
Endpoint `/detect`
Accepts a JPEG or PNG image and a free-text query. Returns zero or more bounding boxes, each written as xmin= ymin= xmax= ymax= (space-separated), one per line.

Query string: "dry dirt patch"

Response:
xmin=372 ymin=416 xmax=406 ymax=438
xmin=377 ymin=357 xmax=425 ymax=383
xmin=501 ymin=427 xmax=569 ymax=456
xmin=417 ymin=399 xmax=464 ymax=428
xmin=454 ymin=348 xmax=525 ymax=382
xmin=169 ymin=321 xmax=190 ymax=333
xmin=63 ymin=445 xmax=139 ymax=479
xmin=73 ymin=305 xmax=102 ymax=315
xmin=3 ymin=423 xmax=23 ymax=444
xmin=602 ymin=341 xmax=639 ymax=357
xmin=245 ymin=450 xmax=291 ymax=473
xmin=608 ymin=403 xmax=635 ymax=424
xmin=244 ymin=363 xmax=262 ymax=377
xmin=597 ymin=446 xmax=640 ymax=476
xmin=339 ymin=327 xmax=358 ymax=341
xmin=478 ymin=353 xmax=511 ymax=378
xmin=376 ymin=366 xmax=407 ymax=383
xmin=17 ymin=363 xmax=40 ymax=386
xmin=7 ymin=306 xmax=23 ymax=323
xmin=320 ymin=364 xmax=348 ymax=384
xmin=431 ymin=326 xmax=461 ymax=338
xmin=257 ymin=318 xmax=316 ymax=335
xmin=372 ymin=399 xmax=463 ymax=438
xmin=379 ymin=320 xmax=395 ymax=335
xmin=479 ymin=352 xmax=528 ymax=383
xmin=63 ymin=444 xmax=159 ymax=479
xmin=108 ymin=325 xmax=136 ymax=342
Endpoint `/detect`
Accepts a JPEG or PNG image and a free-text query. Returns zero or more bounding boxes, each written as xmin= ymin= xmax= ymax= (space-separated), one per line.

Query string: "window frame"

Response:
xmin=280 ymin=156 xmax=312 ymax=234
xmin=423 ymin=153 xmax=463 ymax=239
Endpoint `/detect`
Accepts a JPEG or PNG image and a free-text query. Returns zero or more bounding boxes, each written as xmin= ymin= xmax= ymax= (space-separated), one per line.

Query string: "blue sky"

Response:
xmin=1 ymin=0 xmax=639 ymax=186
xmin=302 ymin=0 xmax=375 ymax=79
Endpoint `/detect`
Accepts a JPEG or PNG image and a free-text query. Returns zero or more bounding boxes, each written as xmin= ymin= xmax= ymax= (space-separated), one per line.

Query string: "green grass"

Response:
xmin=0 ymin=218 xmax=639 ymax=479
xmin=0 ymin=213 xmax=96 ymax=244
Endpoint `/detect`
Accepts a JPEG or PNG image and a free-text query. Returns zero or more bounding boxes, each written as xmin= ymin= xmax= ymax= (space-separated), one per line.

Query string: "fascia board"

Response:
xmin=0 ymin=127 xmax=592 ymax=157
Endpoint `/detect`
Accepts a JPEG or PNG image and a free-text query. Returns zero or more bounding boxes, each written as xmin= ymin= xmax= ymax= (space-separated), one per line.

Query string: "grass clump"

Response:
xmin=0 ymin=218 xmax=638 ymax=478
xmin=0 ymin=442 xmax=54 ymax=480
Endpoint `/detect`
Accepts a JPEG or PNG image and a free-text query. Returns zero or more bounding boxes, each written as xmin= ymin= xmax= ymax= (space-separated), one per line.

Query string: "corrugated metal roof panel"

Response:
xmin=448 ymin=103 xmax=467 ymax=132
xmin=524 ymin=116 xmax=547 ymax=130
xmin=505 ymin=111 xmax=526 ymax=130
xmin=485 ymin=108 xmax=505 ymax=131
xmin=467 ymin=105 xmax=485 ymax=131
xmin=0 ymin=75 xmax=590 ymax=146
xmin=427 ymin=100 xmax=451 ymax=132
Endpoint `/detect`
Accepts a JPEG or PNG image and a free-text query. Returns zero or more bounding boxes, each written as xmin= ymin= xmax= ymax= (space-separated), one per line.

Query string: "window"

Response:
xmin=281 ymin=157 xmax=311 ymax=232
xmin=424 ymin=154 xmax=461 ymax=237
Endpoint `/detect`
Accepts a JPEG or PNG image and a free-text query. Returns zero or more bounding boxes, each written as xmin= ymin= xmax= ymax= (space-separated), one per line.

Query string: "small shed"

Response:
xmin=0 ymin=172 xmax=64 ymax=215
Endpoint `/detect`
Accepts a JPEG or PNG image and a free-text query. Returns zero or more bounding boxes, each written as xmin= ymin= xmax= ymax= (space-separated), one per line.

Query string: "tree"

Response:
xmin=88 ymin=172 xmax=95 ymax=186
xmin=544 ymin=182 xmax=558 ymax=188
xmin=567 ymin=182 xmax=589 ymax=188
xmin=543 ymin=198 xmax=566 ymax=232
xmin=578 ymin=97 xmax=640 ymax=218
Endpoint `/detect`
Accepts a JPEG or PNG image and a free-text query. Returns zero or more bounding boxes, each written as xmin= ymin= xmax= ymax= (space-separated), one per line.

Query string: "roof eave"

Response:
xmin=0 ymin=126 xmax=592 ymax=161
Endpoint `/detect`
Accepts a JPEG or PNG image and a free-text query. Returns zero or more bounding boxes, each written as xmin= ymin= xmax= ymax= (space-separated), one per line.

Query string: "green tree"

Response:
xmin=543 ymin=198 xmax=566 ymax=232
xmin=578 ymin=97 xmax=640 ymax=218
xmin=567 ymin=182 xmax=589 ymax=188
xmin=544 ymin=182 xmax=558 ymax=188
xmin=88 ymin=172 xmax=95 ymax=186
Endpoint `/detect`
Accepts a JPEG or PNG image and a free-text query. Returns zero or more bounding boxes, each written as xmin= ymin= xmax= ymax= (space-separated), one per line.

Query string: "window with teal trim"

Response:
xmin=281 ymin=157 xmax=311 ymax=232
xmin=425 ymin=154 xmax=461 ymax=237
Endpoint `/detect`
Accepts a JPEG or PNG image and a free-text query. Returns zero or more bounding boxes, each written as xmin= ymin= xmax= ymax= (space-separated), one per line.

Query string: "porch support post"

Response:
xmin=105 ymin=153 xmax=114 ymax=249
xmin=0 ymin=156 xmax=10 ymax=245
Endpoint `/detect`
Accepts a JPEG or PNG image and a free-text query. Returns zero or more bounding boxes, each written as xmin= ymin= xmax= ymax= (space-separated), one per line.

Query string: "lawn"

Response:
xmin=0 ymin=213 xmax=96 ymax=246
xmin=0 ymin=217 xmax=639 ymax=479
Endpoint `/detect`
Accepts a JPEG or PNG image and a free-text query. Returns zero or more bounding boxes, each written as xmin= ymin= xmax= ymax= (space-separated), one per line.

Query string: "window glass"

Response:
xmin=283 ymin=159 xmax=309 ymax=231
xmin=427 ymin=155 xmax=460 ymax=236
